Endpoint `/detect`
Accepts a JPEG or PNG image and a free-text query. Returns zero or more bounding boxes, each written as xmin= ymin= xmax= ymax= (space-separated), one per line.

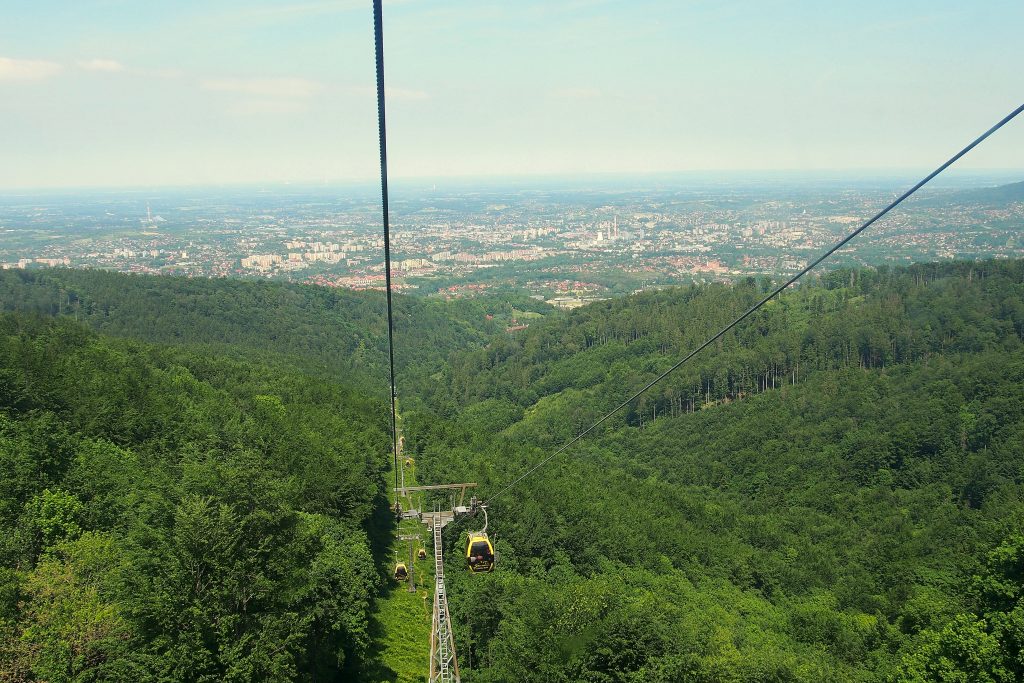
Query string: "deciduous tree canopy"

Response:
xmin=2 ymin=260 xmax=1024 ymax=681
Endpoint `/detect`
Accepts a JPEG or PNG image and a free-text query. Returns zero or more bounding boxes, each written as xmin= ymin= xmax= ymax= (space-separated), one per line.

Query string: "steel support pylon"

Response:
xmin=428 ymin=515 xmax=460 ymax=683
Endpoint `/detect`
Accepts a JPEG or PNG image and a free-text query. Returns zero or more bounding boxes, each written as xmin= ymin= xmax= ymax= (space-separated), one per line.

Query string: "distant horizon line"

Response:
xmin=2 ymin=167 xmax=1022 ymax=195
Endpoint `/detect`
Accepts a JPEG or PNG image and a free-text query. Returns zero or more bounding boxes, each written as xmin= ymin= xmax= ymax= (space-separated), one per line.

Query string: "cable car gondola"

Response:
xmin=394 ymin=562 xmax=408 ymax=581
xmin=466 ymin=532 xmax=494 ymax=573
xmin=465 ymin=503 xmax=495 ymax=573
xmin=418 ymin=547 xmax=427 ymax=560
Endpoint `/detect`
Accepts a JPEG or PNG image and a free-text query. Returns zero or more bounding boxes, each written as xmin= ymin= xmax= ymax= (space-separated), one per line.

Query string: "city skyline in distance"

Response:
xmin=3 ymin=168 xmax=1023 ymax=197
xmin=1 ymin=0 xmax=1022 ymax=190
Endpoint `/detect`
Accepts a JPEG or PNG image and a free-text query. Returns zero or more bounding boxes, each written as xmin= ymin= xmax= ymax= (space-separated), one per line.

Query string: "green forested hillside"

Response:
xmin=0 ymin=313 xmax=390 ymax=680
xmin=429 ymin=261 xmax=1024 ymax=428
xmin=0 ymin=268 xmax=524 ymax=391
xmin=2 ymin=260 xmax=1024 ymax=681
xmin=924 ymin=180 xmax=1024 ymax=207
xmin=404 ymin=260 xmax=1024 ymax=682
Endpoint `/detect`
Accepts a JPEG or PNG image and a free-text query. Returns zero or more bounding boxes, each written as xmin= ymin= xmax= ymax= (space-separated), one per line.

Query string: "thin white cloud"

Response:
xmin=864 ymin=9 xmax=966 ymax=34
xmin=227 ymin=0 xmax=412 ymax=23
xmin=148 ymin=67 xmax=184 ymax=80
xmin=346 ymin=85 xmax=428 ymax=101
xmin=0 ymin=57 xmax=62 ymax=81
xmin=228 ymin=99 xmax=311 ymax=115
xmin=386 ymin=86 xmax=428 ymax=101
xmin=554 ymin=87 xmax=602 ymax=99
xmin=201 ymin=77 xmax=323 ymax=98
xmin=238 ymin=1 xmax=362 ymax=20
xmin=77 ymin=58 xmax=126 ymax=73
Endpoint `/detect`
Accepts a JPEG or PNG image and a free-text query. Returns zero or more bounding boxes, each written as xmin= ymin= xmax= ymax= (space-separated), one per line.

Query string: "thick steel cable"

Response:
xmin=483 ymin=102 xmax=1024 ymax=507
xmin=373 ymin=0 xmax=400 ymax=496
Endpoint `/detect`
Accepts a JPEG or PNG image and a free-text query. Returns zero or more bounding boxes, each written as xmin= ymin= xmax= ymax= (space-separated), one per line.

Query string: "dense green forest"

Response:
xmin=406 ymin=260 xmax=1024 ymax=682
xmin=0 ymin=313 xmax=390 ymax=679
xmin=0 ymin=268 xmax=542 ymax=391
xmin=2 ymin=260 xmax=1024 ymax=681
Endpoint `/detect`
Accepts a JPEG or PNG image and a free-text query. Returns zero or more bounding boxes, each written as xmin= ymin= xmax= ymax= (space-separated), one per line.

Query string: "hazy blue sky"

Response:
xmin=1 ymin=0 xmax=1021 ymax=188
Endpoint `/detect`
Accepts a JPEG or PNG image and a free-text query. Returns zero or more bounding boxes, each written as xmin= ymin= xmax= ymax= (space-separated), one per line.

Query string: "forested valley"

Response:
xmin=2 ymin=260 xmax=1024 ymax=681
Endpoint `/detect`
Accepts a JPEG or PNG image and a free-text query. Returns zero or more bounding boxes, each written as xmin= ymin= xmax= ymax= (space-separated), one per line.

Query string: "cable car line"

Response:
xmin=373 ymin=5 xmax=466 ymax=680
xmin=481 ymin=102 xmax=1024 ymax=508
xmin=373 ymin=0 xmax=400 ymax=496
xmin=371 ymin=1 xmax=1020 ymax=672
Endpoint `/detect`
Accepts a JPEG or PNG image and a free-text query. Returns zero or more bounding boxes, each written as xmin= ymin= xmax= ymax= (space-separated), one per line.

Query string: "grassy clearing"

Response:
xmin=362 ymin=428 xmax=434 ymax=683
xmin=511 ymin=308 xmax=545 ymax=319
xmin=365 ymin=580 xmax=432 ymax=683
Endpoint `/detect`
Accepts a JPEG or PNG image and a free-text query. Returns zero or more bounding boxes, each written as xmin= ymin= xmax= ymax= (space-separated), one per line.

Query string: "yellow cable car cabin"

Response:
xmin=394 ymin=562 xmax=408 ymax=581
xmin=418 ymin=547 xmax=427 ymax=560
xmin=465 ymin=532 xmax=494 ymax=573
